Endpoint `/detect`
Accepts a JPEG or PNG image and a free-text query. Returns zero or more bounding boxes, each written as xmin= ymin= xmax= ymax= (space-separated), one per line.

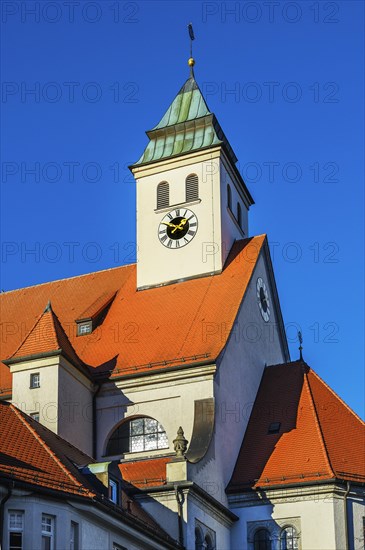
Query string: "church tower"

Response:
xmin=130 ymin=60 xmax=254 ymax=290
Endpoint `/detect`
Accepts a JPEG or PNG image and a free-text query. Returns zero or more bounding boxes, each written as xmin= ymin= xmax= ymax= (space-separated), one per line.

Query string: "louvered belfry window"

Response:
xmin=157 ymin=181 xmax=169 ymax=209
xmin=186 ymin=174 xmax=199 ymax=202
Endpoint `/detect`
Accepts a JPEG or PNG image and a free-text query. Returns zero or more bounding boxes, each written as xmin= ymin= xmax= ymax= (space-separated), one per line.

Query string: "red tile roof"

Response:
xmin=119 ymin=457 xmax=171 ymax=488
xmin=0 ymin=401 xmax=179 ymax=546
xmin=227 ymin=361 xmax=365 ymax=492
xmin=0 ymin=401 xmax=95 ymax=496
xmin=0 ymin=236 xmax=265 ymax=393
xmin=7 ymin=302 xmax=83 ymax=368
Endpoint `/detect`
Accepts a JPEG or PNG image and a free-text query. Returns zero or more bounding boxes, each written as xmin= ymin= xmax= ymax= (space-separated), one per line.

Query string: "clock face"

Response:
xmin=158 ymin=208 xmax=198 ymax=249
xmin=256 ymin=277 xmax=270 ymax=322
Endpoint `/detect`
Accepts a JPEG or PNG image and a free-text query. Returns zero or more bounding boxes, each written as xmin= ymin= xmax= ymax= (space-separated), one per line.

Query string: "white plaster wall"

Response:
xmin=231 ymin=499 xmax=336 ymax=549
xmin=348 ymin=498 xmax=365 ymax=550
xmin=220 ymin=161 xmax=249 ymax=266
xmin=2 ymin=490 xmax=172 ymax=550
xmin=188 ymin=249 xmax=287 ymax=506
xmin=344 ymin=494 xmax=365 ymax=550
xmin=135 ymin=150 xmax=223 ymax=289
xmin=186 ymin=497 xmax=231 ymax=550
xmin=57 ymin=360 xmax=94 ymax=456
xmin=10 ymin=357 xmax=60 ymax=432
xmin=97 ymin=369 xmax=215 ymax=460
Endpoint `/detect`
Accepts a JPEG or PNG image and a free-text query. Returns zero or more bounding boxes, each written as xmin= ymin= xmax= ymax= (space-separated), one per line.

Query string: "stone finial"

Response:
xmin=173 ymin=427 xmax=188 ymax=458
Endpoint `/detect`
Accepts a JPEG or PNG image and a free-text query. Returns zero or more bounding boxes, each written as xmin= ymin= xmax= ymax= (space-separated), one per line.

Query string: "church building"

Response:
xmin=0 ymin=54 xmax=364 ymax=550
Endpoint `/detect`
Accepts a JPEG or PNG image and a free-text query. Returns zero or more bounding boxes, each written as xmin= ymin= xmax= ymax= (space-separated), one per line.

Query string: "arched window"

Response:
xmin=106 ymin=417 xmax=168 ymax=455
xmin=227 ymin=184 xmax=232 ymax=210
xmin=237 ymin=202 xmax=242 ymax=228
xmin=157 ymin=182 xmax=169 ymax=209
xmin=205 ymin=534 xmax=214 ymax=550
xmin=195 ymin=527 xmax=204 ymax=550
xmin=280 ymin=526 xmax=299 ymax=550
xmin=254 ymin=529 xmax=271 ymax=550
xmin=186 ymin=174 xmax=199 ymax=202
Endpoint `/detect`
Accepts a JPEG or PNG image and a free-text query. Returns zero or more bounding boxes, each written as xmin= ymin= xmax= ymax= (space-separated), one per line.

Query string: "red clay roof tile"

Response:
xmin=0 ymin=236 xmax=265 ymax=391
xmin=0 ymin=401 xmax=95 ymax=496
xmin=119 ymin=457 xmax=171 ymax=488
xmin=7 ymin=302 xmax=83 ymax=368
xmin=227 ymin=361 xmax=365 ymax=491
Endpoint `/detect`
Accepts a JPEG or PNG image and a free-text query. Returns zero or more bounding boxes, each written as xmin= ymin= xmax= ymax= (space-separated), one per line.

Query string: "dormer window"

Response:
xmin=157 ymin=181 xmax=169 ymax=209
xmin=30 ymin=373 xmax=40 ymax=389
xmin=186 ymin=174 xmax=199 ymax=202
xmin=77 ymin=321 xmax=92 ymax=336
xmin=268 ymin=422 xmax=281 ymax=434
xmin=76 ymin=291 xmax=116 ymax=336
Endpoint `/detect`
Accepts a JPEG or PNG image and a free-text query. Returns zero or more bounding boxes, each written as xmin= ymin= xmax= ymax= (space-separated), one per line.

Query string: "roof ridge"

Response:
xmin=303 ymin=372 xmax=335 ymax=477
xmin=7 ymin=309 xmax=46 ymax=359
xmin=310 ymin=369 xmax=365 ymax=426
xmin=1 ymin=263 xmax=135 ymax=295
xmin=10 ymin=404 xmax=94 ymax=497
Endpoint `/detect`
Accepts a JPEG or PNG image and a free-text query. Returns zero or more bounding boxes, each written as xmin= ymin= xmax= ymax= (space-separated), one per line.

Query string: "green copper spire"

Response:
xmin=153 ymin=76 xmax=210 ymax=129
xmin=132 ymin=72 xmax=239 ymax=167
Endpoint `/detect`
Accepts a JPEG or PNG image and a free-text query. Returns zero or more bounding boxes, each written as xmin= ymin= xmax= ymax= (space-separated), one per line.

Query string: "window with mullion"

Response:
xmin=130 ymin=418 xmax=167 ymax=452
xmin=9 ymin=511 xmax=24 ymax=550
xmin=41 ymin=514 xmax=55 ymax=550
xmin=106 ymin=417 xmax=168 ymax=455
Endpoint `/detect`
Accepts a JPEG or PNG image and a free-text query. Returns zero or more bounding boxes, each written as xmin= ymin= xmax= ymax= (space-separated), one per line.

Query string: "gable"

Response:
xmin=0 ymin=236 xmax=267 ymax=394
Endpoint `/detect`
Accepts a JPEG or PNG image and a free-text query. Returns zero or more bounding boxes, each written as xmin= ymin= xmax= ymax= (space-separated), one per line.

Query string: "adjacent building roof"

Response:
xmin=0 ymin=400 xmax=96 ymax=497
xmin=0 ymin=235 xmax=266 ymax=394
xmin=119 ymin=457 xmax=171 ymax=489
xmin=227 ymin=361 xmax=365 ymax=492
xmin=0 ymin=401 xmax=179 ymax=546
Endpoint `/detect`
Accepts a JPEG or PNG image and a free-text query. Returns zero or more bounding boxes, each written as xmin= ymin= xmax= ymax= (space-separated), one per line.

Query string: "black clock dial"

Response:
xmin=166 ymin=217 xmax=190 ymax=240
xmin=158 ymin=208 xmax=198 ymax=249
xmin=259 ymin=287 xmax=268 ymax=312
xmin=256 ymin=277 xmax=271 ymax=322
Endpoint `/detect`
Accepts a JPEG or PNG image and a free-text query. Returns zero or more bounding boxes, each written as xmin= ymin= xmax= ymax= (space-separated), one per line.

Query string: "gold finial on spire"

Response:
xmin=187 ymin=23 xmax=195 ymax=76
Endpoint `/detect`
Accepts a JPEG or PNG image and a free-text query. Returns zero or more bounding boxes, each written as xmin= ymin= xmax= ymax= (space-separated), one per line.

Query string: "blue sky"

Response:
xmin=1 ymin=1 xmax=364 ymax=417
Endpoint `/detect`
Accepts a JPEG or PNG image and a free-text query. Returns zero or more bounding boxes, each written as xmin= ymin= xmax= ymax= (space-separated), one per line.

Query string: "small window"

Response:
xmin=254 ymin=529 xmax=271 ymax=550
xmin=106 ymin=417 xmax=169 ymax=456
xmin=70 ymin=522 xmax=79 ymax=550
xmin=30 ymin=412 xmax=40 ymax=422
xmin=268 ymin=422 xmax=281 ymax=434
xmin=77 ymin=321 xmax=92 ymax=336
xmin=227 ymin=184 xmax=232 ymax=210
xmin=237 ymin=202 xmax=242 ymax=228
xmin=9 ymin=511 xmax=24 ymax=550
xmin=109 ymin=479 xmax=119 ymax=504
xmin=186 ymin=174 xmax=199 ymax=202
xmin=41 ymin=514 xmax=55 ymax=550
xmin=113 ymin=545 xmax=127 ymax=550
xmin=280 ymin=526 xmax=299 ymax=550
xmin=157 ymin=182 xmax=169 ymax=209
xmin=30 ymin=373 xmax=40 ymax=389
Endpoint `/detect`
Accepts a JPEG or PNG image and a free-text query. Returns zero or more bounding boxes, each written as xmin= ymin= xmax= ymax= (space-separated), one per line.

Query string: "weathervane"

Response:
xmin=187 ymin=23 xmax=195 ymax=76
xmin=298 ymin=331 xmax=303 ymax=361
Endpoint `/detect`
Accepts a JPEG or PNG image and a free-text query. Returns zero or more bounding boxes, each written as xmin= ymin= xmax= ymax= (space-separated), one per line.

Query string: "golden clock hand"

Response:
xmin=161 ymin=222 xmax=178 ymax=229
xmin=171 ymin=218 xmax=188 ymax=234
